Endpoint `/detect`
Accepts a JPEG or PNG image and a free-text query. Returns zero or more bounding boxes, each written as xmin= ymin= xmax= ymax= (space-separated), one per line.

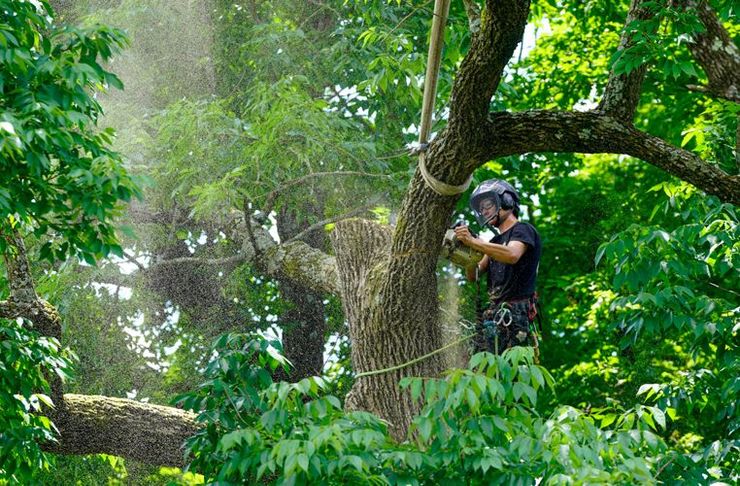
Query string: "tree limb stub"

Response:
xmin=263 ymin=240 xmax=341 ymax=297
xmin=480 ymin=110 xmax=740 ymax=205
xmin=45 ymin=394 xmax=199 ymax=468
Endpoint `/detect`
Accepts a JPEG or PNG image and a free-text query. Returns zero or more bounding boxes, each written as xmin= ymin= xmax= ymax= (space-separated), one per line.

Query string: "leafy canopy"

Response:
xmin=0 ymin=0 xmax=139 ymax=263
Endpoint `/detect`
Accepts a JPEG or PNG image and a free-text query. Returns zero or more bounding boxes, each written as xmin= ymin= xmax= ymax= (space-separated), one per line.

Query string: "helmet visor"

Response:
xmin=472 ymin=194 xmax=501 ymax=228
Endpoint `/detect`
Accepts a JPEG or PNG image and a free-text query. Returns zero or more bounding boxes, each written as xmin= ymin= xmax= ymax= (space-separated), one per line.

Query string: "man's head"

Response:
xmin=470 ymin=179 xmax=520 ymax=228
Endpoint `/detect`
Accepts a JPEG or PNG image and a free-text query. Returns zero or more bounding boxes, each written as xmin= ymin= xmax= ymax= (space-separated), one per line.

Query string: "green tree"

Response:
xmin=2 ymin=0 xmax=738 ymax=484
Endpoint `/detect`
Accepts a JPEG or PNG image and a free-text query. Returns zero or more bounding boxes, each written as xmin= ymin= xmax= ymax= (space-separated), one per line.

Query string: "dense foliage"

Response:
xmin=1 ymin=0 xmax=134 ymax=483
xmin=0 ymin=0 xmax=138 ymax=262
xmin=0 ymin=317 xmax=74 ymax=482
xmin=178 ymin=335 xmax=675 ymax=485
xmin=0 ymin=0 xmax=737 ymax=484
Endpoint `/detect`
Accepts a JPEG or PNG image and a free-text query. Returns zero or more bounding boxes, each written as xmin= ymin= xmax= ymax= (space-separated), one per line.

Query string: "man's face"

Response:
xmin=479 ymin=198 xmax=499 ymax=225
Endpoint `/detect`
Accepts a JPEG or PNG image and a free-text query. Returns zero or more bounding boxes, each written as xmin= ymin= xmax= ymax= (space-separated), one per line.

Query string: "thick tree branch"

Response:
xmin=120 ymin=209 xmax=343 ymax=298
xmin=0 ymin=299 xmax=62 ymax=340
xmin=447 ymin=0 xmax=530 ymax=129
xmin=1 ymin=229 xmax=64 ymax=402
xmin=0 ymin=230 xmax=62 ymax=340
xmin=597 ymin=0 xmax=653 ymax=121
xmin=46 ymin=394 xmax=199 ymax=467
xmin=0 ymin=300 xmax=18 ymax=319
xmin=478 ymin=110 xmax=740 ymax=205
xmin=263 ymin=241 xmax=340 ymax=296
xmin=683 ymin=0 xmax=740 ymax=102
xmin=2 ymin=228 xmax=39 ymax=304
xmin=462 ymin=0 xmax=481 ymax=34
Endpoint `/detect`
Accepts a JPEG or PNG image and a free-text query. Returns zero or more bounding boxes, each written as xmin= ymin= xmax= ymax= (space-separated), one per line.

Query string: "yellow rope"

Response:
xmin=354 ymin=332 xmax=476 ymax=379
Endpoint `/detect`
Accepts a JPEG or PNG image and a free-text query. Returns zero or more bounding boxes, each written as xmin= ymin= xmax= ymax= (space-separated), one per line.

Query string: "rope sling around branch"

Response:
xmin=419 ymin=152 xmax=473 ymax=196
xmin=416 ymin=0 xmax=472 ymax=197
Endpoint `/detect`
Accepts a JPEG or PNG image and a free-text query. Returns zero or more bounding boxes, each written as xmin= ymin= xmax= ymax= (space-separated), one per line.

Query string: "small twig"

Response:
xmin=284 ymin=203 xmax=379 ymax=244
xmin=379 ymin=0 xmax=436 ymax=44
xmin=654 ymin=455 xmax=676 ymax=478
xmin=707 ymin=281 xmax=740 ymax=297
xmin=376 ymin=149 xmax=413 ymax=161
xmin=223 ymin=387 xmax=247 ymax=424
xmin=151 ymin=255 xmax=246 ymax=268
xmin=686 ymin=84 xmax=740 ymax=103
xmin=122 ymin=250 xmax=146 ymax=271
xmin=306 ymin=0 xmax=342 ymax=17
xmin=299 ymin=0 xmax=340 ymax=30
xmin=263 ymin=171 xmax=391 ymax=215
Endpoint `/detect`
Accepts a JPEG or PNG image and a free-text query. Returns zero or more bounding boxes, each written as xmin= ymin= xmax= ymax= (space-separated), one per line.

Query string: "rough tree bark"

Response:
xmin=1 ymin=229 xmax=198 ymax=466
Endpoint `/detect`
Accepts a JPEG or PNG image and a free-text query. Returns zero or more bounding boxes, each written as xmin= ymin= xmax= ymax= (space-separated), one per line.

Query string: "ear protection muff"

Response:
xmin=500 ymin=191 xmax=515 ymax=210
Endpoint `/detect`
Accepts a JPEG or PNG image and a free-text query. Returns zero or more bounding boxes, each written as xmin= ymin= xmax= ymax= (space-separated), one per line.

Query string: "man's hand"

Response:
xmin=453 ymin=224 xmax=476 ymax=246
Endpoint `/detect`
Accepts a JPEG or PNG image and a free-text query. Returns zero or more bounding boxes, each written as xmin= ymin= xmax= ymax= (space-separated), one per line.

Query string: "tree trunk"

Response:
xmin=331 ymin=215 xmax=449 ymax=437
xmin=276 ymin=206 xmax=328 ymax=380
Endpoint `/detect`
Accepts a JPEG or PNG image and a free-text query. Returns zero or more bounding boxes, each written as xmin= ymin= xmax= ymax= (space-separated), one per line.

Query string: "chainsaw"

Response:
xmin=440 ymin=222 xmax=484 ymax=270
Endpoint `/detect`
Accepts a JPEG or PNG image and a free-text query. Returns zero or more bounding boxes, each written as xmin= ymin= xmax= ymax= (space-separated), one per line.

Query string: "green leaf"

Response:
xmin=297 ymin=453 xmax=309 ymax=472
xmin=651 ymin=407 xmax=666 ymax=429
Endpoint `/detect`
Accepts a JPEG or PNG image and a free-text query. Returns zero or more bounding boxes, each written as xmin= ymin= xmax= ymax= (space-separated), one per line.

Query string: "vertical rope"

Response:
xmin=418 ymin=0 xmax=451 ymax=146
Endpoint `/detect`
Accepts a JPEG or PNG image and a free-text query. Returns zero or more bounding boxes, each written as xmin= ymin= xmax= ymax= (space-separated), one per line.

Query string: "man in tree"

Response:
xmin=454 ymin=180 xmax=542 ymax=354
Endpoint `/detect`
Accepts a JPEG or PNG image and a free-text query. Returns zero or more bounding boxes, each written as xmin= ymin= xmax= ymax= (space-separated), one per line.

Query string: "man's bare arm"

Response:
xmin=465 ymin=238 xmax=527 ymax=265
xmin=454 ymin=225 xmax=527 ymax=267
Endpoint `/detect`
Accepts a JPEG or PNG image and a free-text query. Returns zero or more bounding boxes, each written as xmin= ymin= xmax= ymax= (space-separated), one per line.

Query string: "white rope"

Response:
xmin=419 ymin=153 xmax=473 ymax=196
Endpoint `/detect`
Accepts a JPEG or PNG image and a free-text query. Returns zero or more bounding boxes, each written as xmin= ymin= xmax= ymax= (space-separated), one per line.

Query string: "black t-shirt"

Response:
xmin=486 ymin=222 xmax=541 ymax=302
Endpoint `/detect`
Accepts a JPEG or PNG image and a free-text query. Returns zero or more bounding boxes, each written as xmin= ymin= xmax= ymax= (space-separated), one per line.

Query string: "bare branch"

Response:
xmin=122 ymin=250 xmax=146 ymax=271
xmin=284 ymin=203 xmax=377 ymax=245
xmin=147 ymin=254 xmax=246 ymax=269
xmin=263 ymin=171 xmax=391 ymax=215
xmin=477 ymin=110 xmax=740 ymax=205
xmin=597 ymin=0 xmax=654 ymax=121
